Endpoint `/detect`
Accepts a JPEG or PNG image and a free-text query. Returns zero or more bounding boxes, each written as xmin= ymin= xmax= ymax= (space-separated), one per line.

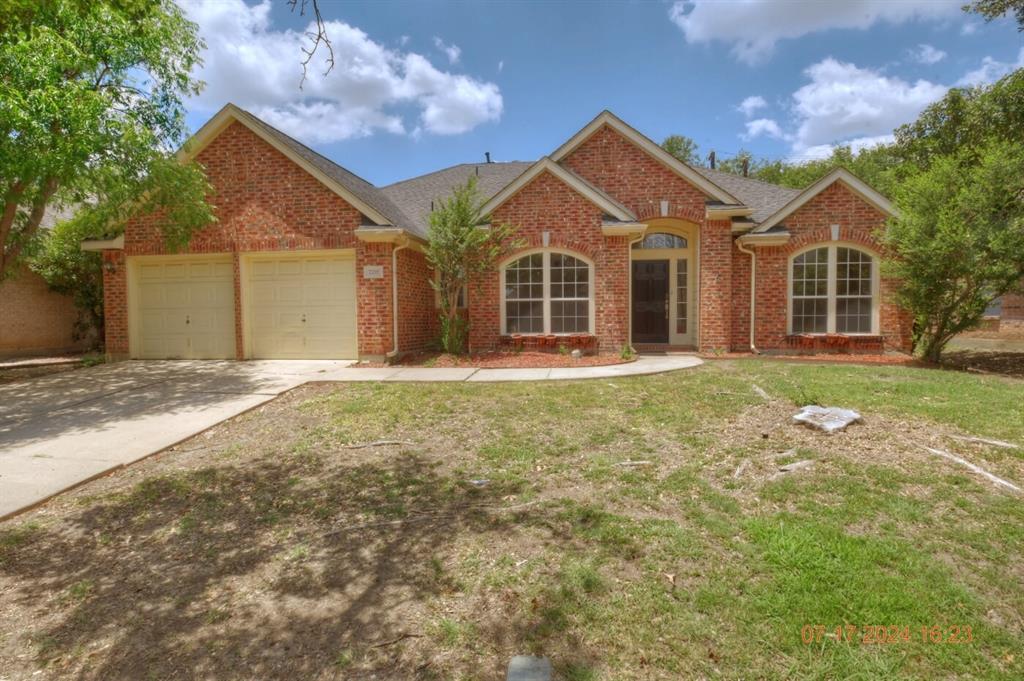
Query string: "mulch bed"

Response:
xmin=359 ymin=350 xmax=631 ymax=369
xmin=703 ymin=351 xmax=919 ymax=366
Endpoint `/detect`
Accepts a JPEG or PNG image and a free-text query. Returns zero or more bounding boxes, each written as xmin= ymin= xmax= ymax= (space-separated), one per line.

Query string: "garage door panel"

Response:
xmin=245 ymin=253 xmax=357 ymax=359
xmin=130 ymin=256 xmax=235 ymax=360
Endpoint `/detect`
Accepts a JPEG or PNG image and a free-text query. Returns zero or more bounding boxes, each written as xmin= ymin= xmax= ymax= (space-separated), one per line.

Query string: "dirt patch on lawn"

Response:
xmin=940 ymin=350 xmax=1024 ymax=378
xmin=361 ymin=350 xmax=632 ymax=368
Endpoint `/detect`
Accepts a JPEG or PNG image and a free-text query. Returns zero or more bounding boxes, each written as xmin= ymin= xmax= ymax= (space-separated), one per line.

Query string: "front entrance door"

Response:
xmin=632 ymin=260 xmax=669 ymax=343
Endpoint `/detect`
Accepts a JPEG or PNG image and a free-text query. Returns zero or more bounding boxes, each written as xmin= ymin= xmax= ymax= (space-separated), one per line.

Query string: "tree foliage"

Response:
xmin=964 ymin=0 xmax=1024 ymax=29
xmin=0 ymin=0 xmax=214 ymax=279
xmin=750 ymin=144 xmax=904 ymax=196
xmin=28 ymin=210 xmax=105 ymax=348
xmin=883 ymin=143 xmax=1024 ymax=361
xmin=424 ymin=178 xmax=521 ymax=354
xmin=660 ymin=135 xmax=701 ymax=165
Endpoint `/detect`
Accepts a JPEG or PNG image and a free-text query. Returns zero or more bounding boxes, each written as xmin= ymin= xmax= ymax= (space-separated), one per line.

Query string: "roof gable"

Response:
xmin=548 ymin=111 xmax=741 ymax=205
xmin=752 ymin=168 xmax=896 ymax=233
xmin=479 ymin=158 xmax=637 ymax=221
xmin=180 ymin=104 xmax=402 ymax=228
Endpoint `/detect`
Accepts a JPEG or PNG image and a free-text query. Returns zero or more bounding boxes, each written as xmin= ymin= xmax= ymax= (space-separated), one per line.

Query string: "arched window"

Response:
xmin=503 ymin=251 xmax=593 ymax=334
xmin=790 ymin=245 xmax=877 ymax=334
xmin=632 ymin=232 xmax=688 ymax=249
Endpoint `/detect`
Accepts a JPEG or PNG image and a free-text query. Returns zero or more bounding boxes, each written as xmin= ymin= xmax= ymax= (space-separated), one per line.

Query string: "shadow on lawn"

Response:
xmin=0 ymin=450 xmax=585 ymax=679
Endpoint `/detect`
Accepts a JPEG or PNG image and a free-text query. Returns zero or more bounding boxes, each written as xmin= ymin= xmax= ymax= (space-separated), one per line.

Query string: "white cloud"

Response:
xmin=956 ymin=47 xmax=1024 ymax=86
xmin=498 ymin=60 xmax=504 ymax=73
xmin=179 ymin=0 xmax=501 ymax=143
xmin=737 ymin=95 xmax=767 ymax=117
xmin=789 ymin=58 xmax=947 ymax=155
xmin=961 ymin=21 xmax=979 ymax=35
xmin=743 ymin=118 xmax=787 ymax=141
xmin=433 ymin=37 xmax=461 ymax=64
xmin=668 ymin=0 xmax=962 ymax=65
xmin=910 ymin=44 xmax=947 ymax=65
xmin=739 ymin=49 xmax=1024 ymax=162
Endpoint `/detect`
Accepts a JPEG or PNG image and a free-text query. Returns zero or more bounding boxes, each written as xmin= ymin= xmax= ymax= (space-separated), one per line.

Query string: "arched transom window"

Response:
xmin=632 ymin=232 xmax=688 ymax=249
xmin=503 ymin=251 xmax=593 ymax=334
xmin=790 ymin=245 xmax=877 ymax=334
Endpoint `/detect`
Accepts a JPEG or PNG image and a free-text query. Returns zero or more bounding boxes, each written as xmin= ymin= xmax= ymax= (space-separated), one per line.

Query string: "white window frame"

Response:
xmin=787 ymin=243 xmax=880 ymax=335
xmin=499 ymin=249 xmax=595 ymax=335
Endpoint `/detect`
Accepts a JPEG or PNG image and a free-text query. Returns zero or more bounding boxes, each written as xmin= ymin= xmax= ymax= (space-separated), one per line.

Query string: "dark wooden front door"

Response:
xmin=632 ymin=260 xmax=669 ymax=343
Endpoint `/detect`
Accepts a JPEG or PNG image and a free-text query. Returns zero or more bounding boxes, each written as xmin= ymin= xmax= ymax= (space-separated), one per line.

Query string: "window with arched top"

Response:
xmin=632 ymin=232 xmax=688 ymax=249
xmin=503 ymin=251 xmax=593 ymax=334
xmin=790 ymin=244 xmax=878 ymax=334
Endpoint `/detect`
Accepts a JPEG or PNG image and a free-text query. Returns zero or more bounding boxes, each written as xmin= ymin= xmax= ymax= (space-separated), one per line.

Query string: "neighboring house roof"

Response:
xmin=548 ymin=110 xmax=743 ymax=206
xmin=381 ymin=161 xmax=533 ymax=235
xmin=692 ymin=167 xmax=801 ymax=224
xmin=751 ymin=167 xmax=897 ymax=233
xmin=478 ymin=158 xmax=639 ymax=223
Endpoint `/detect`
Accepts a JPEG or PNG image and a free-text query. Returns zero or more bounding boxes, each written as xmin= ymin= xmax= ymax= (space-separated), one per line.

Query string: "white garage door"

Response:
xmin=131 ymin=257 xmax=236 ymax=359
xmin=246 ymin=253 xmax=358 ymax=359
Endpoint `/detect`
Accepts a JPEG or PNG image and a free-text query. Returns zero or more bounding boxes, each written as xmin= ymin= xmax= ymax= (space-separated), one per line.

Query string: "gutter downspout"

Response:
xmin=735 ymin=240 xmax=760 ymax=354
xmin=386 ymin=239 xmax=409 ymax=361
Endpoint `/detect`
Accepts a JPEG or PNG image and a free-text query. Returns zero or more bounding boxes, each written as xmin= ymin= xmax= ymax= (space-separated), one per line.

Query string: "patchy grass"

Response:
xmin=0 ymin=359 xmax=1021 ymax=679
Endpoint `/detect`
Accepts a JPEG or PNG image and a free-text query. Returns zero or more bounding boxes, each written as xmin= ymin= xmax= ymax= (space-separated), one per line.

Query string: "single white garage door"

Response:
xmin=131 ymin=256 xmax=236 ymax=359
xmin=246 ymin=252 xmax=358 ymax=359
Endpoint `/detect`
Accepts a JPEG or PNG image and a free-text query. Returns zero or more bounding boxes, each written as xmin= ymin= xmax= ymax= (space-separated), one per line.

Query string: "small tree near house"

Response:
xmin=424 ymin=177 xmax=521 ymax=354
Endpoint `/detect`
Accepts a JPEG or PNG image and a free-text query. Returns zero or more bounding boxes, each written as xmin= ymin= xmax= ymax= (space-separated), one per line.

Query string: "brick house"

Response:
xmin=85 ymin=105 xmax=911 ymax=361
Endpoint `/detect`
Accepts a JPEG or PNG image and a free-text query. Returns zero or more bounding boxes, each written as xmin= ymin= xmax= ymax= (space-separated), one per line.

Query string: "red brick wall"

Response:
xmin=561 ymin=125 xmax=709 ymax=223
xmin=468 ymin=169 xmax=630 ymax=352
xmin=102 ymin=251 xmax=128 ymax=355
xmin=396 ymin=247 xmax=438 ymax=353
xmin=113 ymin=119 xmax=393 ymax=358
xmin=0 ymin=265 xmax=87 ymax=357
xmin=1004 ymin=288 xmax=1024 ymax=321
xmin=750 ymin=182 xmax=912 ymax=351
xmin=560 ymin=125 xmax=738 ymax=350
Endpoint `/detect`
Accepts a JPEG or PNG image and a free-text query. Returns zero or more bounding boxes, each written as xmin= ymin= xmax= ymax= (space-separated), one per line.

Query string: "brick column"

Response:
xmin=356 ymin=241 xmax=394 ymax=359
xmin=102 ymin=250 xmax=129 ymax=358
xmin=698 ymin=219 xmax=733 ymax=350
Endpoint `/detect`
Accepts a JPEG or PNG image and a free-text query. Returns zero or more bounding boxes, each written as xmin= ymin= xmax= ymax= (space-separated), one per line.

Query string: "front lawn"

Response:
xmin=1 ymin=360 xmax=1022 ymax=679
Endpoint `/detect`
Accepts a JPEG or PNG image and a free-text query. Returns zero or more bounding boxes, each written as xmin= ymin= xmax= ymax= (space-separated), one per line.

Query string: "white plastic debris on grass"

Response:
xmin=792 ymin=405 xmax=863 ymax=434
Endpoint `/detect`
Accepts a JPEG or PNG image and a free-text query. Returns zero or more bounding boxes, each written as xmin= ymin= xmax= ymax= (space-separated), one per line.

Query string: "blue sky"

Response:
xmin=179 ymin=1 xmax=1024 ymax=186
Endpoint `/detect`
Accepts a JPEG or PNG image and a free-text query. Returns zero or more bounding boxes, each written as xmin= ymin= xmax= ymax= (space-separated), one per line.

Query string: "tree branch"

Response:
xmin=287 ymin=0 xmax=334 ymax=88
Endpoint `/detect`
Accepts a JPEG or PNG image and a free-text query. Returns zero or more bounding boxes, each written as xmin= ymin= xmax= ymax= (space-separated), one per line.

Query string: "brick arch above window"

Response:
xmin=783 ymin=226 xmax=883 ymax=256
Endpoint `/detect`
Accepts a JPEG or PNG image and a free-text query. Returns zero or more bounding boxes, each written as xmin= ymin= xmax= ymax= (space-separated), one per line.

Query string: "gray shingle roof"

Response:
xmin=381 ymin=161 xmax=534 ymax=235
xmin=692 ymin=167 xmax=801 ymax=223
xmin=234 ymin=107 xmax=803 ymax=234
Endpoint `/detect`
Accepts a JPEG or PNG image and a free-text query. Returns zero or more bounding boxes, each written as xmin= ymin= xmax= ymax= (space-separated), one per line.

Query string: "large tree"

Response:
xmin=0 ymin=0 xmax=213 ymax=279
xmin=884 ymin=143 xmax=1024 ymax=362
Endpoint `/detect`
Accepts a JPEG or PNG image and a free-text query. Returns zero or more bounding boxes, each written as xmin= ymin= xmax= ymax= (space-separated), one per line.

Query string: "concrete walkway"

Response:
xmin=315 ymin=354 xmax=702 ymax=382
xmin=0 ymin=355 xmax=701 ymax=519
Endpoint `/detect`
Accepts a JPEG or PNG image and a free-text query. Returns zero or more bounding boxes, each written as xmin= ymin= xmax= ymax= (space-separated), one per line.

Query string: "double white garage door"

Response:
xmin=129 ymin=252 xmax=357 ymax=360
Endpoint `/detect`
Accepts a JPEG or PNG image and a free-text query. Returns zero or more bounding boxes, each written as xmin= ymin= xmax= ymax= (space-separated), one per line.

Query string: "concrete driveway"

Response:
xmin=0 ymin=360 xmax=353 ymax=519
